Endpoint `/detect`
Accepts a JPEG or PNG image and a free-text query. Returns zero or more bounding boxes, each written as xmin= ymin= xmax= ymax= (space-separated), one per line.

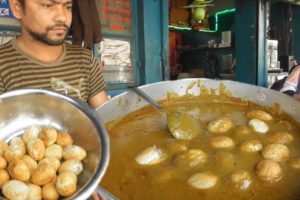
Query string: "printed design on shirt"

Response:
xmin=280 ymin=81 xmax=297 ymax=93
xmin=50 ymin=77 xmax=84 ymax=100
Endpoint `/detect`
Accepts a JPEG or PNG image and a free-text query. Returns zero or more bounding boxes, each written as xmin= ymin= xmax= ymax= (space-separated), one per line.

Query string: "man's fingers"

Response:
xmin=92 ymin=191 xmax=100 ymax=200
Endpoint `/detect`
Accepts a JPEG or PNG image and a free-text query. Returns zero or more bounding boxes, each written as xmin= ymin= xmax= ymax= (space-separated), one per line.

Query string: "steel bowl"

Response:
xmin=0 ymin=89 xmax=110 ymax=200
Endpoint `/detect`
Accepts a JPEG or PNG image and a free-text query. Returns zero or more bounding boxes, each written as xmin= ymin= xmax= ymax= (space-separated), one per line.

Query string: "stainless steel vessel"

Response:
xmin=96 ymin=78 xmax=300 ymax=199
xmin=0 ymin=89 xmax=110 ymax=200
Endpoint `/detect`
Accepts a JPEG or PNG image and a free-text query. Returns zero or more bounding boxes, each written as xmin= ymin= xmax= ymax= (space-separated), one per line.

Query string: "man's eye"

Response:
xmin=66 ymin=5 xmax=73 ymax=10
xmin=42 ymin=3 xmax=53 ymax=8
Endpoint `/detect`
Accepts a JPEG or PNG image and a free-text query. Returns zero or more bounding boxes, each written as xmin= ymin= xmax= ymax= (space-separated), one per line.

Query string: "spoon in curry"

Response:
xmin=130 ymin=87 xmax=201 ymax=140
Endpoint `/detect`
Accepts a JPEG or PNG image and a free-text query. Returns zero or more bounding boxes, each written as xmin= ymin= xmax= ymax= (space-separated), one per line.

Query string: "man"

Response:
xmin=280 ymin=65 xmax=300 ymax=101
xmin=0 ymin=0 xmax=108 ymax=108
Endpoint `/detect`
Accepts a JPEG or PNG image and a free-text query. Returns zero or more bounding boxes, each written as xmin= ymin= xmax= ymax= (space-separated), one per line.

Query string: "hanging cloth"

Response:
xmin=72 ymin=0 xmax=102 ymax=50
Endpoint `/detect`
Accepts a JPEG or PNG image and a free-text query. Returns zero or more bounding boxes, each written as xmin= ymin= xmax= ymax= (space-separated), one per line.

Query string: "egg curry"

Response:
xmin=101 ymin=95 xmax=300 ymax=200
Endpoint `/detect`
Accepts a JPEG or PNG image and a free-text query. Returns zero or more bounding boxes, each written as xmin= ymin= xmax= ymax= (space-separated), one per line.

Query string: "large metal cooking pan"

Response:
xmin=96 ymin=78 xmax=299 ymax=123
xmin=96 ymin=78 xmax=300 ymax=199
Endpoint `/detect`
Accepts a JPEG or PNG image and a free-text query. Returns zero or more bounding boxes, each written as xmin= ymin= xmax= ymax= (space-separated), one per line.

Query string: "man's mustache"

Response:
xmin=48 ymin=24 xmax=70 ymax=30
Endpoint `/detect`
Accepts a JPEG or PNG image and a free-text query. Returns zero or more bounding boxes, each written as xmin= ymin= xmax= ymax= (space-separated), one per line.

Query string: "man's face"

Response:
xmin=19 ymin=0 xmax=72 ymax=46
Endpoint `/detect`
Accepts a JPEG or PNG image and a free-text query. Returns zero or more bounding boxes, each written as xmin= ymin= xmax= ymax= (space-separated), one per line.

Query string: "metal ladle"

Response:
xmin=130 ymin=87 xmax=200 ymax=140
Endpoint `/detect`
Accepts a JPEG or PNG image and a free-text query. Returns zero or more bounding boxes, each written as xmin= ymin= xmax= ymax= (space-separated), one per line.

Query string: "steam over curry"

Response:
xmin=101 ymin=95 xmax=300 ymax=200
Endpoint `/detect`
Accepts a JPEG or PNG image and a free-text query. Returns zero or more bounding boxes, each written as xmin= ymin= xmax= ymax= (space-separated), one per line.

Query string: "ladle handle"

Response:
xmin=130 ymin=87 xmax=163 ymax=110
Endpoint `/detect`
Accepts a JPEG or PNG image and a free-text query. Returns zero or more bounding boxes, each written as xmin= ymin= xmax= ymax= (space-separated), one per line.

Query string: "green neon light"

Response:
xmin=215 ymin=8 xmax=236 ymax=32
xmin=216 ymin=8 xmax=236 ymax=15
xmin=169 ymin=8 xmax=236 ymax=32
xmin=168 ymin=25 xmax=192 ymax=31
xmin=199 ymin=29 xmax=215 ymax=33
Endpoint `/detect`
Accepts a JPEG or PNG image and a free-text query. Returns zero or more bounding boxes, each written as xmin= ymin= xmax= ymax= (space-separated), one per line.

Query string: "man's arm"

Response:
xmin=88 ymin=90 xmax=109 ymax=109
xmin=88 ymin=54 xmax=109 ymax=108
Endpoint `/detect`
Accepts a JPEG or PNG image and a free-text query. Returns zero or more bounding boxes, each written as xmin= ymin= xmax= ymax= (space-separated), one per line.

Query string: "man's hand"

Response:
xmin=92 ymin=191 xmax=107 ymax=200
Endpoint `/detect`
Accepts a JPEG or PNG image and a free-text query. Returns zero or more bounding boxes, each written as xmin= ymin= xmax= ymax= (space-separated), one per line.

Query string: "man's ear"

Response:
xmin=9 ymin=0 xmax=23 ymax=19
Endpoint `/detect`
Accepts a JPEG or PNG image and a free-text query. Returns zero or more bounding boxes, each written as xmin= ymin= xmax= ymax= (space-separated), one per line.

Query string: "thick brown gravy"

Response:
xmin=101 ymin=97 xmax=300 ymax=200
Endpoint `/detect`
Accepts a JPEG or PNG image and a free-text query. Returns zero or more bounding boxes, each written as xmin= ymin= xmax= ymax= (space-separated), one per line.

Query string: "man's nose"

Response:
xmin=54 ymin=6 xmax=68 ymax=23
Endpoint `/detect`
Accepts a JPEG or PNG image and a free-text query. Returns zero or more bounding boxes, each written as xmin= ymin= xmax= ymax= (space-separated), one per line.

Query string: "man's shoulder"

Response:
xmin=0 ymin=40 xmax=17 ymax=63
xmin=64 ymin=43 xmax=95 ymax=66
xmin=65 ymin=43 xmax=92 ymax=56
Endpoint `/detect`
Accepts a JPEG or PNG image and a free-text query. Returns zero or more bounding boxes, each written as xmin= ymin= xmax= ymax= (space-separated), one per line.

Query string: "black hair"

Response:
xmin=19 ymin=0 xmax=25 ymax=8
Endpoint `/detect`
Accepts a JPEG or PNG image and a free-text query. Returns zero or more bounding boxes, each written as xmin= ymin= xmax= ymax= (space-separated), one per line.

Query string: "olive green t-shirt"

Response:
xmin=0 ymin=38 xmax=105 ymax=102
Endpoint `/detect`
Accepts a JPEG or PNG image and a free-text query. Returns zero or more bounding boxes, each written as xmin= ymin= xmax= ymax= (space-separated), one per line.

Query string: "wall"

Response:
xmin=136 ymin=0 xmax=169 ymax=84
xmin=235 ymin=0 xmax=259 ymax=85
xmin=270 ymin=3 xmax=290 ymax=56
xmin=270 ymin=2 xmax=300 ymax=61
xmin=292 ymin=6 xmax=300 ymax=61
